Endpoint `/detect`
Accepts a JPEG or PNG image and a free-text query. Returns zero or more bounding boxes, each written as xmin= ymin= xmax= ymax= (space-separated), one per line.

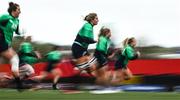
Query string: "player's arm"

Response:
xmin=0 ymin=15 xmax=10 ymax=27
xmin=80 ymin=36 xmax=96 ymax=44
xmin=76 ymin=35 xmax=96 ymax=44
xmin=107 ymin=49 xmax=118 ymax=59
xmin=15 ymin=25 xmax=20 ymax=35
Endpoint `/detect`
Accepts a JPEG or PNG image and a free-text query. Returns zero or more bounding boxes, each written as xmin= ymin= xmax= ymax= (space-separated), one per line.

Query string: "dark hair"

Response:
xmin=53 ymin=46 xmax=61 ymax=50
xmin=84 ymin=13 xmax=97 ymax=23
xmin=128 ymin=37 xmax=135 ymax=44
xmin=123 ymin=37 xmax=135 ymax=47
xmin=98 ymin=26 xmax=110 ymax=37
xmin=7 ymin=2 xmax=19 ymax=14
xmin=25 ymin=36 xmax=32 ymax=42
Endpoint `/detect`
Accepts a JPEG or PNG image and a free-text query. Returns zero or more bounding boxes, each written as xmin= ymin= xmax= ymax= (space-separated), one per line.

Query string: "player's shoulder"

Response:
xmin=100 ymin=36 xmax=108 ymax=41
xmin=83 ymin=22 xmax=93 ymax=28
xmin=0 ymin=14 xmax=11 ymax=19
xmin=125 ymin=45 xmax=133 ymax=50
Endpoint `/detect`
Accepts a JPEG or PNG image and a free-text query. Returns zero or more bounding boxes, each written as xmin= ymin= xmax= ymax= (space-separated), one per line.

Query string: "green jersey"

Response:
xmin=19 ymin=52 xmax=38 ymax=65
xmin=46 ymin=50 xmax=62 ymax=61
xmin=96 ymin=36 xmax=111 ymax=55
xmin=19 ymin=42 xmax=33 ymax=53
xmin=120 ymin=45 xmax=138 ymax=67
xmin=74 ymin=22 xmax=95 ymax=48
xmin=78 ymin=23 xmax=94 ymax=39
xmin=0 ymin=14 xmax=19 ymax=46
xmin=18 ymin=42 xmax=38 ymax=65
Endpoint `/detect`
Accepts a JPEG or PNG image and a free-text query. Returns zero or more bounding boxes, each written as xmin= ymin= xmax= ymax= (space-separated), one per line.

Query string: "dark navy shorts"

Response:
xmin=71 ymin=43 xmax=89 ymax=59
xmin=94 ymin=50 xmax=108 ymax=68
xmin=114 ymin=55 xmax=127 ymax=70
xmin=0 ymin=30 xmax=9 ymax=53
xmin=45 ymin=60 xmax=59 ymax=72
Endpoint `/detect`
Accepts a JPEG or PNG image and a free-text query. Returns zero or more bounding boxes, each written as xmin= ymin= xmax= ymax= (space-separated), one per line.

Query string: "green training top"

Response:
xmin=46 ymin=50 xmax=62 ymax=61
xmin=18 ymin=42 xmax=38 ymax=65
xmin=77 ymin=22 xmax=94 ymax=48
xmin=19 ymin=42 xmax=33 ymax=53
xmin=96 ymin=36 xmax=111 ymax=55
xmin=0 ymin=14 xmax=19 ymax=46
xmin=120 ymin=44 xmax=137 ymax=67
xmin=19 ymin=52 xmax=38 ymax=65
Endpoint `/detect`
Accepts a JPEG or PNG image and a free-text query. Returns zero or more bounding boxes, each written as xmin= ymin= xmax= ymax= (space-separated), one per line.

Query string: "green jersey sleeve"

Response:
xmin=0 ymin=14 xmax=11 ymax=25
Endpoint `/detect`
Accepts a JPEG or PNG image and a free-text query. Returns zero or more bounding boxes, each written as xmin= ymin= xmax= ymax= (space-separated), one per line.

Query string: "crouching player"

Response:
xmin=18 ymin=39 xmax=40 ymax=79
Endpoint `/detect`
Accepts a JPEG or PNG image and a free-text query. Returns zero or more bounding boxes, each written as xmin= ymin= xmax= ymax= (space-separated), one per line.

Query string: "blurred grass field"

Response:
xmin=0 ymin=89 xmax=180 ymax=100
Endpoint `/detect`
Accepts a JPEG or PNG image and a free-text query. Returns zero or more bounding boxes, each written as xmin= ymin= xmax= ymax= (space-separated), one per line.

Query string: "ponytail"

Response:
xmin=98 ymin=26 xmax=110 ymax=37
xmin=123 ymin=37 xmax=135 ymax=47
xmin=7 ymin=2 xmax=19 ymax=15
xmin=84 ymin=13 xmax=97 ymax=23
xmin=123 ymin=38 xmax=129 ymax=47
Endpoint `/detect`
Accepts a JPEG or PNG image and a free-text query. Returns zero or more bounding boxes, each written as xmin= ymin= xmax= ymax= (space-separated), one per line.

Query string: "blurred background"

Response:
xmin=0 ymin=0 xmax=180 ymax=97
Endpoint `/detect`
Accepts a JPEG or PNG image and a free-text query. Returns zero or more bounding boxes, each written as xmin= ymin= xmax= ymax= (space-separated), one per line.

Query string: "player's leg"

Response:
xmin=1 ymin=48 xmax=23 ymax=90
xmin=123 ymin=67 xmax=133 ymax=80
xmin=110 ymin=69 xmax=124 ymax=85
xmin=19 ymin=64 xmax=35 ymax=79
xmin=94 ymin=65 xmax=111 ymax=85
xmin=51 ymin=68 xmax=62 ymax=90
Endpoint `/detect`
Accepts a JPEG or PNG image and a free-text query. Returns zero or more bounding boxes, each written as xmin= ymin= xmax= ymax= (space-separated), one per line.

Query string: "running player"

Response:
xmin=92 ymin=27 xmax=114 ymax=85
xmin=0 ymin=2 xmax=22 ymax=90
xmin=32 ymin=46 xmax=62 ymax=90
xmin=71 ymin=13 xmax=98 ymax=71
xmin=111 ymin=37 xmax=140 ymax=85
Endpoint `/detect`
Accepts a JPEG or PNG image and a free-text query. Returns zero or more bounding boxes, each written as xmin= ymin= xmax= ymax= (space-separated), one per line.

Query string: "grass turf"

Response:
xmin=0 ymin=89 xmax=180 ymax=100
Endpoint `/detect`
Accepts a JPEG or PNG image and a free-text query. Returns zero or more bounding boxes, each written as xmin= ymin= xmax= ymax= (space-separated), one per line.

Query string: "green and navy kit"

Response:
xmin=45 ymin=50 xmax=62 ymax=72
xmin=94 ymin=36 xmax=111 ymax=67
xmin=96 ymin=36 xmax=111 ymax=55
xmin=74 ymin=22 xmax=96 ymax=48
xmin=18 ymin=42 xmax=38 ymax=66
xmin=115 ymin=44 xmax=138 ymax=70
xmin=46 ymin=50 xmax=62 ymax=62
xmin=0 ymin=14 xmax=20 ymax=46
xmin=72 ymin=22 xmax=96 ymax=59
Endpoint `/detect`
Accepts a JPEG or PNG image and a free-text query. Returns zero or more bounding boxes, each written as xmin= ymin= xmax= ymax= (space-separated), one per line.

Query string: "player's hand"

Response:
xmin=136 ymin=51 xmax=141 ymax=57
xmin=19 ymin=28 xmax=26 ymax=36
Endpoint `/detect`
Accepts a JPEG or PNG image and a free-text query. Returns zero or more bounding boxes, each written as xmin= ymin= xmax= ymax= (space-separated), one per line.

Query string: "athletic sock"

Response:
xmin=14 ymin=77 xmax=23 ymax=91
xmin=52 ymin=83 xmax=59 ymax=90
